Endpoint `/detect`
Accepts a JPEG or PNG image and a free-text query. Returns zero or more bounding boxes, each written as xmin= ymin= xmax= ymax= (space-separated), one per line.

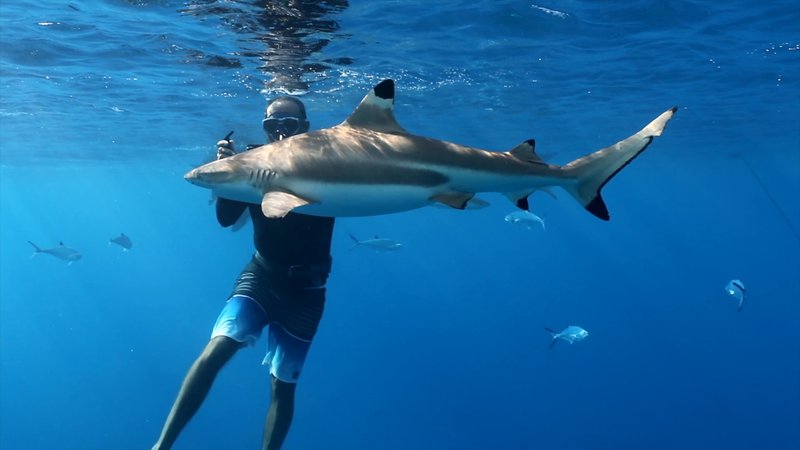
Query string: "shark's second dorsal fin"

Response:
xmin=509 ymin=139 xmax=546 ymax=164
xmin=343 ymin=79 xmax=407 ymax=134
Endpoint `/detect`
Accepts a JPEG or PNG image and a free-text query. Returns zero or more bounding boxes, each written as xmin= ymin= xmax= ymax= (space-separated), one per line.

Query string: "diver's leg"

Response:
xmin=152 ymin=336 xmax=242 ymax=450
xmin=263 ymin=376 xmax=297 ymax=450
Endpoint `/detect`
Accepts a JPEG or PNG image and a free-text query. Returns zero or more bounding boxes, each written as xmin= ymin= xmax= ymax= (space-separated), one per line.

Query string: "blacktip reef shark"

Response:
xmin=185 ymin=79 xmax=676 ymax=220
xmin=28 ymin=241 xmax=82 ymax=264
xmin=109 ymin=233 xmax=133 ymax=251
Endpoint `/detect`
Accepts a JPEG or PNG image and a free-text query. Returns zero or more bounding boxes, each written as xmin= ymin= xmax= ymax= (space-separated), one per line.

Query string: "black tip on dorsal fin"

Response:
xmin=373 ymin=79 xmax=394 ymax=101
xmin=343 ymin=79 xmax=404 ymax=133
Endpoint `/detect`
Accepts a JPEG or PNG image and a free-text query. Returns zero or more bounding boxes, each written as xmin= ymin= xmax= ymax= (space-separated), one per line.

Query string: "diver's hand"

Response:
xmin=216 ymin=139 xmax=236 ymax=160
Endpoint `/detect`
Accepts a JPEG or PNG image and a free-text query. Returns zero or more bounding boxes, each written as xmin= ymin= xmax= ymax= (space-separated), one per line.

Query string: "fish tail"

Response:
xmin=544 ymin=327 xmax=558 ymax=350
xmin=27 ymin=241 xmax=41 ymax=258
xmin=348 ymin=234 xmax=360 ymax=250
xmin=560 ymin=108 xmax=676 ymax=221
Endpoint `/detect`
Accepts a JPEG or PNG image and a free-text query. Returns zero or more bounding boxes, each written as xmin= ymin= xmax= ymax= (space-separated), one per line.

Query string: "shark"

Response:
xmin=28 ymin=241 xmax=82 ymax=264
xmin=185 ymin=79 xmax=676 ymax=220
xmin=109 ymin=233 xmax=133 ymax=251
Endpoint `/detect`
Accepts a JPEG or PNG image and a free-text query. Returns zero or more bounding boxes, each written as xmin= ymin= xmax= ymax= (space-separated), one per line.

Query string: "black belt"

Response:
xmin=254 ymin=251 xmax=332 ymax=280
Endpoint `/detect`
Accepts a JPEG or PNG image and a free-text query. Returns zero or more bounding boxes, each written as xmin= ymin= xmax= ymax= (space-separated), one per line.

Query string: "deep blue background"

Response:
xmin=1 ymin=1 xmax=798 ymax=449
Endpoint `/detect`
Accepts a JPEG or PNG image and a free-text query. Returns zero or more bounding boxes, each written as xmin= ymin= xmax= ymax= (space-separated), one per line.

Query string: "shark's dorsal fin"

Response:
xmin=261 ymin=191 xmax=313 ymax=219
xmin=509 ymin=139 xmax=546 ymax=164
xmin=342 ymin=79 xmax=407 ymax=134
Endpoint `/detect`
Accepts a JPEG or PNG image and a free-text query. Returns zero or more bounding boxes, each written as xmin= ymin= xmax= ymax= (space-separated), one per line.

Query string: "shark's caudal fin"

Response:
xmin=342 ymin=79 xmax=408 ymax=134
xmin=27 ymin=241 xmax=41 ymax=258
xmin=561 ymin=107 xmax=677 ymax=220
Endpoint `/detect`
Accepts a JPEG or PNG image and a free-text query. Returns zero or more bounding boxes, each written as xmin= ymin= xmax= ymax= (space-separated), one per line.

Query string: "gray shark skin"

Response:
xmin=109 ymin=233 xmax=133 ymax=250
xmin=28 ymin=241 xmax=82 ymax=263
xmin=185 ymin=79 xmax=676 ymax=220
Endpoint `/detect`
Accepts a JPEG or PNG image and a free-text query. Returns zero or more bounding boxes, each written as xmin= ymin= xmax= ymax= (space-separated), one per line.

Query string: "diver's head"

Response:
xmin=263 ymin=96 xmax=310 ymax=143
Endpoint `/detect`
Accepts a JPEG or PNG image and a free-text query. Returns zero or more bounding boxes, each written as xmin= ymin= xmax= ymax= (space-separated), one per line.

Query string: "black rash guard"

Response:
xmin=216 ymin=197 xmax=335 ymax=341
xmin=216 ymin=198 xmax=334 ymax=267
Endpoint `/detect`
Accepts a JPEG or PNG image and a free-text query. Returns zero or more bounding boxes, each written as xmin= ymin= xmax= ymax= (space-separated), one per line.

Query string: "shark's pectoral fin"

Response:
xmin=431 ymin=191 xmax=475 ymax=210
xmin=261 ymin=191 xmax=313 ymax=218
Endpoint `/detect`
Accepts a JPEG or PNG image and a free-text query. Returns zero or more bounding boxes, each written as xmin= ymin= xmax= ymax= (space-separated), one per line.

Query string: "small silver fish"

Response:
xmin=349 ymin=234 xmax=403 ymax=251
xmin=544 ymin=325 xmax=589 ymax=349
xmin=724 ymin=279 xmax=746 ymax=312
xmin=504 ymin=210 xmax=546 ymax=230
xmin=109 ymin=233 xmax=133 ymax=250
xmin=28 ymin=241 xmax=82 ymax=264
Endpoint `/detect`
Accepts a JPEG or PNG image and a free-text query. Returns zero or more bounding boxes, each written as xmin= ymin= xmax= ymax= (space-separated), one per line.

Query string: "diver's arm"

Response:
xmin=213 ymin=137 xmax=248 ymax=227
xmin=216 ymin=198 xmax=248 ymax=227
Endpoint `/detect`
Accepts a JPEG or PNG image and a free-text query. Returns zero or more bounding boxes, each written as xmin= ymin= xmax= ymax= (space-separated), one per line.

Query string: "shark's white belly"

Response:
xmin=285 ymin=179 xmax=438 ymax=217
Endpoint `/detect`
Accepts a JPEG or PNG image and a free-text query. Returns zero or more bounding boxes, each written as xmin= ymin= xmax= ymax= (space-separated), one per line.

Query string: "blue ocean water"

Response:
xmin=1 ymin=1 xmax=798 ymax=449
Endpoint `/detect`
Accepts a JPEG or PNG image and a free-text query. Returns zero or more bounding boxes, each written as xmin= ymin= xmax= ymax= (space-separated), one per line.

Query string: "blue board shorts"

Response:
xmin=212 ymin=295 xmax=313 ymax=383
xmin=210 ymin=254 xmax=328 ymax=383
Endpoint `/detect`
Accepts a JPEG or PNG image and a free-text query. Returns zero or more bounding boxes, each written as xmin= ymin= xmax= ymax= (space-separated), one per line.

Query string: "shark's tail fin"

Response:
xmin=561 ymin=107 xmax=677 ymax=221
xmin=544 ymin=327 xmax=558 ymax=350
xmin=27 ymin=241 xmax=41 ymax=259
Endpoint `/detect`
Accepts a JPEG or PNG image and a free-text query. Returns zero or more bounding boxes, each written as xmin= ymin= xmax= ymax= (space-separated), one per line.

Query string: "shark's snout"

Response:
xmin=184 ymin=160 xmax=237 ymax=188
xmin=184 ymin=168 xmax=200 ymax=184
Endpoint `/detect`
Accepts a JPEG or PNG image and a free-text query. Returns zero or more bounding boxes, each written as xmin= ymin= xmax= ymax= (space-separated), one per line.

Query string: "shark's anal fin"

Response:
xmin=261 ymin=191 xmax=312 ymax=218
xmin=431 ymin=191 xmax=475 ymax=209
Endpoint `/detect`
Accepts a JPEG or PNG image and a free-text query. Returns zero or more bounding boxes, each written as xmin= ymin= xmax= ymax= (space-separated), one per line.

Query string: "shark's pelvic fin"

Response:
xmin=432 ymin=191 xmax=476 ymax=209
xmin=562 ymin=107 xmax=677 ymax=221
xmin=261 ymin=191 xmax=313 ymax=218
xmin=342 ymin=79 xmax=407 ymax=134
